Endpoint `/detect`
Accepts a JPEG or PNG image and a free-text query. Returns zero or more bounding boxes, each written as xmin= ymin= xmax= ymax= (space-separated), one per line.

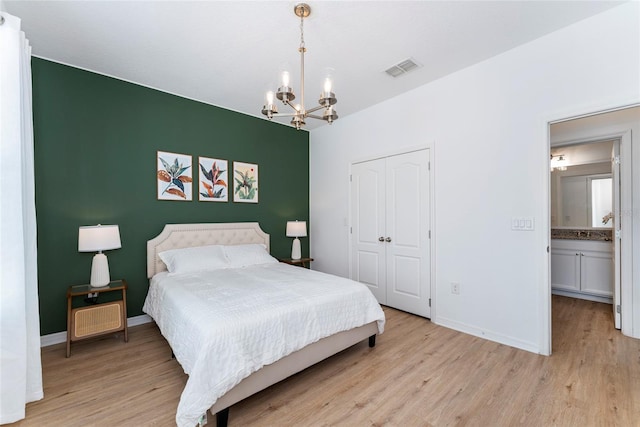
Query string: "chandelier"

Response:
xmin=261 ymin=3 xmax=338 ymax=130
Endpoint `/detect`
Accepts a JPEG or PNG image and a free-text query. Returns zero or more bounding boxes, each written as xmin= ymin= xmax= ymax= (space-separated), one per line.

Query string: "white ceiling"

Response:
xmin=3 ymin=1 xmax=625 ymax=130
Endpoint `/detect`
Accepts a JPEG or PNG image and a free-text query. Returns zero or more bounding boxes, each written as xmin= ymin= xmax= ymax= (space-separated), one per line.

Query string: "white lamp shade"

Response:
xmin=286 ymin=221 xmax=307 ymax=237
xmin=78 ymin=225 xmax=121 ymax=252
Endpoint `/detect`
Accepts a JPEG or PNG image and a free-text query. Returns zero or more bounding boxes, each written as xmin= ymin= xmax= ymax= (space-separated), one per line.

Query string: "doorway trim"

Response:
xmin=541 ymin=103 xmax=639 ymax=356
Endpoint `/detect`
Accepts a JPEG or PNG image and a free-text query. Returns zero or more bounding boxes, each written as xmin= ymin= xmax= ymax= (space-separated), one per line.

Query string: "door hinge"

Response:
xmin=428 ymin=161 xmax=431 ymax=171
xmin=350 ymin=174 xmax=352 ymax=182
xmin=350 ymin=226 xmax=352 ymax=234
xmin=428 ymin=230 xmax=431 ymax=239
xmin=428 ymin=298 xmax=431 ymax=307
xmin=617 ymin=305 xmax=621 ymax=314
xmin=615 ymin=229 xmax=621 ymax=239
xmin=547 ymin=246 xmax=550 ymax=253
xmin=613 ymin=155 xmax=620 ymax=165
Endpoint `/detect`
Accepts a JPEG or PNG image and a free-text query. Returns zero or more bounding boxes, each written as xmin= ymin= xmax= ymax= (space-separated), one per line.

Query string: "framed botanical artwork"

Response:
xmin=198 ymin=157 xmax=228 ymax=202
xmin=233 ymin=161 xmax=258 ymax=203
xmin=157 ymin=151 xmax=192 ymax=201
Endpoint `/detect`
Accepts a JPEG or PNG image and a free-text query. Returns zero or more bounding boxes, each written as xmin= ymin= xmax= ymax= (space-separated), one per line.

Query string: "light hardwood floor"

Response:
xmin=10 ymin=296 xmax=640 ymax=426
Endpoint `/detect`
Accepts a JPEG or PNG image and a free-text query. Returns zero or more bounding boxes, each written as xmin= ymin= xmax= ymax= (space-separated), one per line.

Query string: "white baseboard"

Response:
xmin=434 ymin=316 xmax=540 ymax=354
xmin=551 ymin=288 xmax=613 ymax=304
xmin=39 ymin=314 xmax=153 ymax=347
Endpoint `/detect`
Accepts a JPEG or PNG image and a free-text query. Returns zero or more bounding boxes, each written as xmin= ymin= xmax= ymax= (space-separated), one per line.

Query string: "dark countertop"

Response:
xmin=551 ymin=228 xmax=612 ymax=241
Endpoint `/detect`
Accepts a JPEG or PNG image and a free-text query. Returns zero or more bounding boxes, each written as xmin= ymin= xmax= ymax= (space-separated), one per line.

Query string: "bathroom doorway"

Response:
xmin=549 ymin=137 xmax=619 ymax=328
xmin=548 ymin=106 xmax=638 ymax=344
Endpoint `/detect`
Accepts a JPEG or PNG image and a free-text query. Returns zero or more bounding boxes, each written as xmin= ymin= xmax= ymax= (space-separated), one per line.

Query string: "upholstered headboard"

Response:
xmin=146 ymin=222 xmax=270 ymax=278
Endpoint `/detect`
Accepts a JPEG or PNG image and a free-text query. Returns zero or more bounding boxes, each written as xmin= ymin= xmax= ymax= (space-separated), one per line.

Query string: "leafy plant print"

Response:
xmin=199 ymin=159 xmax=227 ymax=201
xmin=233 ymin=162 xmax=258 ymax=202
xmin=157 ymin=153 xmax=192 ymax=200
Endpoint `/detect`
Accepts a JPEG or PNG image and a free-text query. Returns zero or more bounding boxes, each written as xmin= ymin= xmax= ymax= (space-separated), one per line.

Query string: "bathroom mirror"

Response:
xmin=551 ymin=162 xmax=613 ymax=228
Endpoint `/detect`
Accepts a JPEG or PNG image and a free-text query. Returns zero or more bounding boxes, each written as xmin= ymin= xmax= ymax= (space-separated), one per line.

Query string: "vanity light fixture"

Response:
xmin=550 ymin=153 xmax=568 ymax=171
xmin=261 ymin=3 xmax=338 ymax=130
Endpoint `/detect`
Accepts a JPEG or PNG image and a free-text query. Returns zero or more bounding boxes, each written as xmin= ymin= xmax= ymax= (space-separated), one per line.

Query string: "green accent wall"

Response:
xmin=32 ymin=58 xmax=309 ymax=335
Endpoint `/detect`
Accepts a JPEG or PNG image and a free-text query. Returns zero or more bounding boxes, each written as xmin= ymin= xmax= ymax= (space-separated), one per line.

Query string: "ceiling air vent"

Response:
xmin=384 ymin=58 xmax=421 ymax=78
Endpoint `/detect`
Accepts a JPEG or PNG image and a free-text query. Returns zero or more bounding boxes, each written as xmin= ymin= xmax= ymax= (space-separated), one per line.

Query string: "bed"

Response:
xmin=143 ymin=222 xmax=385 ymax=427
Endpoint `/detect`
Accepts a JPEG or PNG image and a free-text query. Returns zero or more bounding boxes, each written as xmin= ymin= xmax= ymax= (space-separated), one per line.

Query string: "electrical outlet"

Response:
xmin=451 ymin=282 xmax=460 ymax=295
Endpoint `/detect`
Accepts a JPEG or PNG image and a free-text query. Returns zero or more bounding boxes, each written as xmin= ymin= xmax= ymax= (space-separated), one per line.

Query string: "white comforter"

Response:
xmin=142 ymin=262 xmax=385 ymax=427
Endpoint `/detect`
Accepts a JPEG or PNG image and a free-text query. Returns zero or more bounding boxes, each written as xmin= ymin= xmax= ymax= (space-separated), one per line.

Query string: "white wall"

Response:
xmin=309 ymin=2 xmax=640 ymax=354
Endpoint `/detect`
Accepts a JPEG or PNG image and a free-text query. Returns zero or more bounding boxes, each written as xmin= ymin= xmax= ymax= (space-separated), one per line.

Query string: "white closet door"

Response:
xmin=385 ymin=150 xmax=431 ymax=317
xmin=350 ymin=158 xmax=387 ymax=303
xmin=350 ymin=149 xmax=431 ymax=317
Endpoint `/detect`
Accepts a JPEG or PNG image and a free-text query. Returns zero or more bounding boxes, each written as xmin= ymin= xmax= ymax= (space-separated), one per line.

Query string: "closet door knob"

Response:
xmin=378 ymin=237 xmax=385 ymax=242
xmin=385 ymin=237 xmax=392 ymax=242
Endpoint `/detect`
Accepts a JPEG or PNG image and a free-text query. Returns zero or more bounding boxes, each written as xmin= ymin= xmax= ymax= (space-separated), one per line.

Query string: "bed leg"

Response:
xmin=216 ymin=408 xmax=229 ymax=427
xmin=368 ymin=334 xmax=376 ymax=348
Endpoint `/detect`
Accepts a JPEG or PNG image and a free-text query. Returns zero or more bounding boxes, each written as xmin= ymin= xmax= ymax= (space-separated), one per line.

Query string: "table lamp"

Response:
xmin=78 ymin=224 xmax=121 ymax=287
xmin=286 ymin=220 xmax=307 ymax=260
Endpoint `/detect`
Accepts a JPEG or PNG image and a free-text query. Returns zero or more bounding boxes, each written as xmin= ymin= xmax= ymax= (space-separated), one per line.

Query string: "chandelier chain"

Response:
xmin=299 ymin=11 xmax=305 ymax=50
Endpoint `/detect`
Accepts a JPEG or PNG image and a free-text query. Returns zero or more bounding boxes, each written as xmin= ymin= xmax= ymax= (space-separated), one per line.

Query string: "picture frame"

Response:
xmin=233 ymin=161 xmax=259 ymax=203
xmin=198 ymin=157 xmax=228 ymax=202
xmin=157 ymin=151 xmax=193 ymax=201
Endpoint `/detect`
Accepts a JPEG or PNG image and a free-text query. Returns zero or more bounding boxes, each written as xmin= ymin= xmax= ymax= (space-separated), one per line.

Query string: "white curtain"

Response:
xmin=0 ymin=11 xmax=43 ymax=424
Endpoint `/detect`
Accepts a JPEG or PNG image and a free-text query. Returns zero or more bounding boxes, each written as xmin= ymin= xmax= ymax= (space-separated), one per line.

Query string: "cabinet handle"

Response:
xmin=576 ymin=253 xmax=579 ymax=256
xmin=385 ymin=237 xmax=392 ymax=242
xmin=378 ymin=237 xmax=385 ymax=242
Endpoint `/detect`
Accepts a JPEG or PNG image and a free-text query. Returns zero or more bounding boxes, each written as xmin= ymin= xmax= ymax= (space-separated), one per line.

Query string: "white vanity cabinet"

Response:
xmin=551 ymin=239 xmax=613 ymax=302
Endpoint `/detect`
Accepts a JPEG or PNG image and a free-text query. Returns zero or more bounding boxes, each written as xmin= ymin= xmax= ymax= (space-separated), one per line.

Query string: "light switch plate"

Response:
xmin=511 ymin=216 xmax=535 ymax=231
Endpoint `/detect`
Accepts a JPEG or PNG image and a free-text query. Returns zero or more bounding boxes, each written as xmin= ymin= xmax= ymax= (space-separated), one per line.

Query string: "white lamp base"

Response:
xmin=291 ymin=237 xmax=302 ymax=260
xmin=90 ymin=253 xmax=111 ymax=287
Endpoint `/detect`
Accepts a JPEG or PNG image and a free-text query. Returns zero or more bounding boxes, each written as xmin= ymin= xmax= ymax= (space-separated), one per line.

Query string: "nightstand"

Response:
xmin=279 ymin=257 xmax=314 ymax=269
xmin=66 ymin=279 xmax=128 ymax=357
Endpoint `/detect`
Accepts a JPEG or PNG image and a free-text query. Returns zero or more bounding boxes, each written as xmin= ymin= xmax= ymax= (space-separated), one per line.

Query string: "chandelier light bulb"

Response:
xmin=323 ymin=77 xmax=332 ymax=94
xmin=266 ymin=91 xmax=275 ymax=105
xmin=281 ymin=71 xmax=290 ymax=88
xmin=262 ymin=90 xmax=278 ymax=118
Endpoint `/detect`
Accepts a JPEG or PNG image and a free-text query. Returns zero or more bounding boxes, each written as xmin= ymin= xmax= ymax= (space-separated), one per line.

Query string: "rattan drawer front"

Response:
xmin=71 ymin=301 xmax=124 ymax=340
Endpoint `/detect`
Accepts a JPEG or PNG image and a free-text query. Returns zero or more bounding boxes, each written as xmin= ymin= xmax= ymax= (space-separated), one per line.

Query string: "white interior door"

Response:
xmin=612 ymin=141 xmax=621 ymax=329
xmin=385 ymin=150 xmax=431 ymax=317
xmin=350 ymin=158 xmax=386 ymax=303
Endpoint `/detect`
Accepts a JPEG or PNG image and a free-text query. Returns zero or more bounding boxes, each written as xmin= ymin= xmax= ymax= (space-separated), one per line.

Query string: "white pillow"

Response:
xmin=224 ymin=243 xmax=278 ymax=268
xmin=158 ymin=244 xmax=229 ymax=274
